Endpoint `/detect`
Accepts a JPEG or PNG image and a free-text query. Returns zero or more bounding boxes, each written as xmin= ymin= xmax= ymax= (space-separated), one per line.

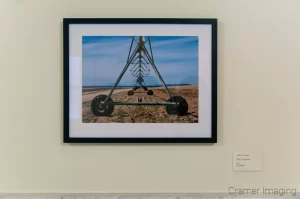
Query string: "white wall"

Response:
xmin=0 ymin=0 xmax=299 ymax=193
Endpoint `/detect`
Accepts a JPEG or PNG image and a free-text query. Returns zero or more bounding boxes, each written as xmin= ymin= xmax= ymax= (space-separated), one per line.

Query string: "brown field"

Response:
xmin=82 ymin=85 xmax=199 ymax=123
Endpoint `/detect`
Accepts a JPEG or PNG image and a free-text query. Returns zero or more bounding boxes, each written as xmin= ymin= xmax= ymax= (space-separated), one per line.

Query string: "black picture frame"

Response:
xmin=63 ymin=18 xmax=217 ymax=143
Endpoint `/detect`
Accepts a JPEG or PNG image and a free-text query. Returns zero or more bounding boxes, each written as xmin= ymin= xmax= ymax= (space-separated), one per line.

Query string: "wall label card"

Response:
xmin=233 ymin=151 xmax=263 ymax=172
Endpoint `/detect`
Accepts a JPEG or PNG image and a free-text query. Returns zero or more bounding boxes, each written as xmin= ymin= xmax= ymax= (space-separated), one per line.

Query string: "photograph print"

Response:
xmin=82 ymin=36 xmax=199 ymax=123
xmin=64 ymin=18 xmax=217 ymax=143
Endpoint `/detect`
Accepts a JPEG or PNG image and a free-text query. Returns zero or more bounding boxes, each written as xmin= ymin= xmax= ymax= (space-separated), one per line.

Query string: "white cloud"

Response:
xmin=150 ymin=36 xmax=198 ymax=48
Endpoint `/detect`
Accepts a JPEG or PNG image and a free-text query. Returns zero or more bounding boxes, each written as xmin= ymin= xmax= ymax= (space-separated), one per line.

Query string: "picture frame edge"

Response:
xmin=62 ymin=18 xmax=218 ymax=144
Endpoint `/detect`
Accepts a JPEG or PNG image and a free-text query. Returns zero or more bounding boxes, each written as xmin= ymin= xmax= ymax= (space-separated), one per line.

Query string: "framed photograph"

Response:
xmin=63 ymin=18 xmax=217 ymax=143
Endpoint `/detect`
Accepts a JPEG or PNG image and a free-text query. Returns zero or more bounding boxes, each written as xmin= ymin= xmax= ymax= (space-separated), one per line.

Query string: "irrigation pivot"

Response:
xmin=91 ymin=36 xmax=189 ymax=117
xmin=129 ymin=36 xmax=151 ymax=95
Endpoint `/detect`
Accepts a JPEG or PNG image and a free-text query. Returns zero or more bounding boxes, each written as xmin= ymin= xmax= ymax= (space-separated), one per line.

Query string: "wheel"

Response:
xmin=128 ymin=90 xmax=134 ymax=96
xmin=166 ymin=96 xmax=188 ymax=116
xmin=143 ymin=87 xmax=148 ymax=91
xmin=91 ymin=95 xmax=114 ymax=116
xmin=147 ymin=90 xmax=153 ymax=95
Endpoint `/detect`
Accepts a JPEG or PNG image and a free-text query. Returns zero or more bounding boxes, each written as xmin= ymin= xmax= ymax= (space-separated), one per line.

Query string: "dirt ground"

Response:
xmin=82 ymin=85 xmax=199 ymax=123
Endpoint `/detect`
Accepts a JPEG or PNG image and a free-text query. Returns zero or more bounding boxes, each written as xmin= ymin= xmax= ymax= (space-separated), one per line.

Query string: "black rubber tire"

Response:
xmin=166 ymin=96 xmax=188 ymax=116
xmin=91 ymin=95 xmax=114 ymax=116
xmin=147 ymin=90 xmax=153 ymax=95
xmin=128 ymin=90 xmax=134 ymax=96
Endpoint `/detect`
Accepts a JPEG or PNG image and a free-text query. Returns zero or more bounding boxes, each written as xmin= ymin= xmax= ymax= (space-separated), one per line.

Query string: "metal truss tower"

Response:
xmin=91 ymin=36 xmax=188 ymax=117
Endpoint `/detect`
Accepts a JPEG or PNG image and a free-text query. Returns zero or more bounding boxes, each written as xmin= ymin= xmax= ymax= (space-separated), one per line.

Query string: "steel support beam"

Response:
xmin=104 ymin=44 xmax=139 ymax=102
xmin=142 ymin=46 xmax=173 ymax=98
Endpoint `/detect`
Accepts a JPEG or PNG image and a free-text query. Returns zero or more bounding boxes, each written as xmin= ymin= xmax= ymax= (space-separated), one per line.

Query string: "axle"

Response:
xmin=131 ymin=91 xmax=148 ymax=93
xmin=112 ymin=102 xmax=176 ymax=106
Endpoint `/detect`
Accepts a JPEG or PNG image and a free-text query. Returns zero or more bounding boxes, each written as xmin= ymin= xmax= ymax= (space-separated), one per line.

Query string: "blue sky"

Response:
xmin=82 ymin=36 xmax=199 ymax=86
